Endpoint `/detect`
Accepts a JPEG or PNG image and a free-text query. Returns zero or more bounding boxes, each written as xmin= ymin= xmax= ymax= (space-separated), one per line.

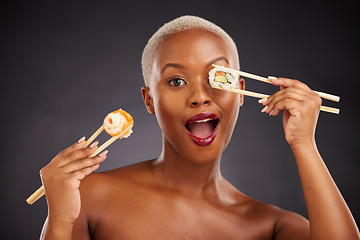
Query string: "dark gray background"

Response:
xmin=1 ymin=0 xmax=359 ymax=239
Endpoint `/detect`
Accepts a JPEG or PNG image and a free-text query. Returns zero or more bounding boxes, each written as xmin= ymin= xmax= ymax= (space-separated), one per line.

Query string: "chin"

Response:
xmin=182 ymin=139 xmax=226 ymax=165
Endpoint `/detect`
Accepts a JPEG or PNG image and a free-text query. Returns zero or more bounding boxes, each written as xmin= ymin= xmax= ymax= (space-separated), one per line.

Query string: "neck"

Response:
xmin=152 ymin=142 xmax=224 ymax=196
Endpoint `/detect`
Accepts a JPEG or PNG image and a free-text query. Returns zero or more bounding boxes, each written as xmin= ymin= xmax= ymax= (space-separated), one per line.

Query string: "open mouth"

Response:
xmin=185 ymin=112 xmax=219 ymax=146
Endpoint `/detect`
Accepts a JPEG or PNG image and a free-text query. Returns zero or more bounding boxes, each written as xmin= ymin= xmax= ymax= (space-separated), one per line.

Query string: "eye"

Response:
xmin=168 ymin=77 xmax=186 ymax=87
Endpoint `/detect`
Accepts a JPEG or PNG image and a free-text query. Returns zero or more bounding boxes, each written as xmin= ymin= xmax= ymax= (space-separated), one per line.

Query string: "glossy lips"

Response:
xmin=185 ymin=112 xmax=219 ymax=146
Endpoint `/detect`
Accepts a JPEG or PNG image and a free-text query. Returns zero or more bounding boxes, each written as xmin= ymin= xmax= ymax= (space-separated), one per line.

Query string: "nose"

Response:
xmin=189 ymin=80 xmax=212 ymax=107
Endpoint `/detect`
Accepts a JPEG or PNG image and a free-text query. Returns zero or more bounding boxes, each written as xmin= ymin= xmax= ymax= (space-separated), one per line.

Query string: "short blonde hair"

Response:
xmin=141 ymin=15 xmax=240 ymax=86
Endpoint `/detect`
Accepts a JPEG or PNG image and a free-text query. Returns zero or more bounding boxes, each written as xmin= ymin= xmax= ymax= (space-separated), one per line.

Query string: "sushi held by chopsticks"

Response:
xmin=103 ymin=109 xmax=133 ymax=139
xmin=209 ymin=65 xmax=340 ymax=114
xmin=26 ymin=108 xmax=134 ymax=205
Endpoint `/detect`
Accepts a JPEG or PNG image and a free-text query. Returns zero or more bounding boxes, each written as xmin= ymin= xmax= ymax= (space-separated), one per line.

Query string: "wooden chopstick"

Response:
xmin=26 ymin=125 xmax=129 ymax=205
xmin=84 ymin=125 xmax=104 ymax=148
xmin=89 ymin=125 xmax=133 ymax=158
xmin=212 ymin=64 xmax=340 ymax=102
xmin=25 ymin=186 xmax=45 ymax=205
xmin=211 ymin=85 xmax=269 ymax=99
xmin=211 ymin=85 xmax=340 ymax=114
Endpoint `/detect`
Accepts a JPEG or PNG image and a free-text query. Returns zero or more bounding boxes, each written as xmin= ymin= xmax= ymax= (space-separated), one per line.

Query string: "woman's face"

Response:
xmin=143 ymin=29 xmax=244 ymax=164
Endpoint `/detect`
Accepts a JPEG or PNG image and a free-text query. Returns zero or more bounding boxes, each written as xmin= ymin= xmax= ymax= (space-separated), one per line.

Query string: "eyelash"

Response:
xmin=168 ymin=77 xmax=187 ymax=87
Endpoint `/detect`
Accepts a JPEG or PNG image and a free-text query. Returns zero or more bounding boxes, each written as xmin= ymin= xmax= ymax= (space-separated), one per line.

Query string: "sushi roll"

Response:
xmin=103 ymin=109 xmax=134 ymax=139
xmin=208 ymin=66 xmax=240 ymax=90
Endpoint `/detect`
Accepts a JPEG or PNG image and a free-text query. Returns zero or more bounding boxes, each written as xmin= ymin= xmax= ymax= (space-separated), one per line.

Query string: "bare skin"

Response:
xmin=40 ymin=29 xmax=359 ymax=239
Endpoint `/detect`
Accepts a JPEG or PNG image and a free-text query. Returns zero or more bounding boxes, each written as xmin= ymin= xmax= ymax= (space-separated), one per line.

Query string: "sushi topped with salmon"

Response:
xmin=103 ymin=109 xmax=134 ymax=138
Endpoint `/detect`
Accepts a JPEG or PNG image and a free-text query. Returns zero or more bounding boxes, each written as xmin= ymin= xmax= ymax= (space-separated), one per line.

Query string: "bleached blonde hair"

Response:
xmin=141 ymin=15 xmax=240 ymax=86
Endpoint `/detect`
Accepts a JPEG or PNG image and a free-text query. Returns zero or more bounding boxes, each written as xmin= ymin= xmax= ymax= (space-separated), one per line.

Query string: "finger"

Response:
xmin=65 ymin=162 xmax=102 ymax=185
xmin=72 ymin=163 xmax=101 ymax=182
xmin=40 ymin=137 xmax=89 ymax=177
xmin=268 ymin=98 xmax=299 ymax=116
xmin=261 ymin=88 xmax=307 ymax=112
xmin=60 ymin=137 xmax=87 ymax=157
xmin=269 ymin=77 xmax=311 ymax=92
xmin=57 ymin=141 xmax=99 ymax=168
xmin=62 ymin=150 xmax=108 ymax=174
xmin=48 ymin=137 xmax=87 ymax=166
xmin=57 ymin=164 xmax=100 ymax=190
xmin=265 ymin=91 xmax=321 ymax=117
xmin=270 ymin=89 xmax=305 ymax=106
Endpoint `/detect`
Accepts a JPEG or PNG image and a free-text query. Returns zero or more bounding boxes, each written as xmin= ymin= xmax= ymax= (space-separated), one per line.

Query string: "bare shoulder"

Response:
xmin=80 ymin=159 xmax=155 ymax=201
xmin=78 ymin=159 xmax=158 ymax=218
xmin=248 ymin=198 xmax=310 ymax=239
xmin=71 ymin=160 xmax=155 ymax=238
xmin=271 ymin=205 xmax=310 ymax=240
xmin=225 ymin=182 xmax=310 ymax=239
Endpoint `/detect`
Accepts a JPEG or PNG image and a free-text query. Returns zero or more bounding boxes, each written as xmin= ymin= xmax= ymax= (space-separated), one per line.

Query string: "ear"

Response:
xmin=141 ymin=87 xmax=155 ymax=114
xmin=239 ymin=78 xmax=245 ymax=106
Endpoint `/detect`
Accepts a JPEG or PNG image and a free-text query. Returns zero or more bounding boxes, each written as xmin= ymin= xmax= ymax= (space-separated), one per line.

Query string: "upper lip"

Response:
xmin=185 ymin=112 xmax=220 ymax=124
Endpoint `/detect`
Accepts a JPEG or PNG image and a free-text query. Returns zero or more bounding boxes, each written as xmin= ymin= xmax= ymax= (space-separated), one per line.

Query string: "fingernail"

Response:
xmin=258 ymin=98 xmax=267 ymax=104
xmin=261 ymin=106 xmax=268 ymax=113
xmin=269 ymin=110 xmax=274 ymax=116
xmin=99 ymin=150 xmax=108 ymax=157
xmin=89 ymin=141 xmax=99 ymax=148
xmin=77 ymin=136 xmax=85 ymax=143
xmin=268 ymin=76 xmax=277 ymax=80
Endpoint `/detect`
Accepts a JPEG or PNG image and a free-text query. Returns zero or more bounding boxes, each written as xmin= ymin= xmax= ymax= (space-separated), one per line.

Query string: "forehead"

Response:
xmin=151 ymin=29 xmax=237 ymax=74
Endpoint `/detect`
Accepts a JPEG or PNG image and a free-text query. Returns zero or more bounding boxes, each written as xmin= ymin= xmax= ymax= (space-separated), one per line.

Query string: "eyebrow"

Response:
xmin=207 ymin=57 xmax=229 ymax=67
xmin=160 ymin=57 xmax=230 ymax=74
xmin=161 ymin=63 xmax=185 ymax=74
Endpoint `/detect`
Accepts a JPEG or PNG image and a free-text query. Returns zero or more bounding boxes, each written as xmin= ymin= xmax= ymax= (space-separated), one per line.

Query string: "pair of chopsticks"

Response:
xmin=26 ymin=124 xmax=132 ymax=205
xmin=212 ymin=64 xmax=340 ymax=114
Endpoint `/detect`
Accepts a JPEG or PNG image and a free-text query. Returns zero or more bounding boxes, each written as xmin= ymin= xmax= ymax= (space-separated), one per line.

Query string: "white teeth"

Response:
xmin=194 ymin=118 xmax=212 ymax=123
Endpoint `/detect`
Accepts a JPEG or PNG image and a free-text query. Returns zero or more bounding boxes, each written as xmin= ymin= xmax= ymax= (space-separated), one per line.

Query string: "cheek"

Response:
xmin=215 ymin=91 xmax=241 ymax=114
xmin=153 ymin=91 xmax=185 ymax=132
xmin=215 ymin=92 xmax=241 ymax=133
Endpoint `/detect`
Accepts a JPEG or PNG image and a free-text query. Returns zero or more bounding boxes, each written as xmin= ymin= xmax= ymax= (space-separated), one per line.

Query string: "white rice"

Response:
xmin=104 ymin=112 xmax=133 ymax=139
xmin=208 ymin=66 xmax=240 ymax=90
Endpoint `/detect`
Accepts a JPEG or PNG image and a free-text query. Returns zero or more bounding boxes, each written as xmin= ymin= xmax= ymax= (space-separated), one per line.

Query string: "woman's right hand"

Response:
xmin=40 ymin=137 xmax=107 ymax=225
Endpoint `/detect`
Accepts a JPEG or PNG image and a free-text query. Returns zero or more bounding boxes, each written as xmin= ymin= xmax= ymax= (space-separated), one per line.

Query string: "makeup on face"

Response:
xmin=146 ymin=29 xmax=241 ymax=164
xmin=185 ymin=112 xmax=220 ymax=146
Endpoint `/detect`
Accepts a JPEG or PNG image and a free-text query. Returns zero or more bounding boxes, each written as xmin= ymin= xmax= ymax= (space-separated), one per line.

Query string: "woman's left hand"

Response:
xmin=259 ymin=78 xmax=322 ymax=146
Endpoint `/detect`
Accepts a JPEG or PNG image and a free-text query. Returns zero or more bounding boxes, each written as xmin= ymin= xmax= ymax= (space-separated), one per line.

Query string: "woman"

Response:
xmin=40 ymin=16 xmax=359 ymax=239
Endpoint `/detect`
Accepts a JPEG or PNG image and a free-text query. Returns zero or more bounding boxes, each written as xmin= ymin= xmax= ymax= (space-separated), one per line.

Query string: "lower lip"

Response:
xmin=186 ymin=125 xmax=218 ymax=146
